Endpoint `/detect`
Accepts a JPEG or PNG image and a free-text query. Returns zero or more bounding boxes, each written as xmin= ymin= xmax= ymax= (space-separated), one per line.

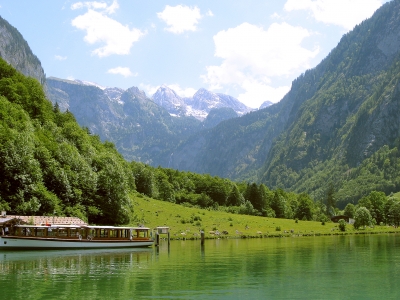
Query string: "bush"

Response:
xmin=275 ymin=226 xmax=281 ymax=231
xmin=338 ymin=219 xmax=346 ymax=232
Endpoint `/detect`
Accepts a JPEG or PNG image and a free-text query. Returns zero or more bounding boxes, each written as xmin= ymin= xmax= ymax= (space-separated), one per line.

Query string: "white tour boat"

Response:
xmin=0 ymin=224 xmax=154 ymax=250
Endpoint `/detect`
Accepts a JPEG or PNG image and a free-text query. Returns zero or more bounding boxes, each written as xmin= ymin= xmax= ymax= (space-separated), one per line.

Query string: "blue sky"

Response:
xmin=0 ymin=0 xmax=388 ymax=108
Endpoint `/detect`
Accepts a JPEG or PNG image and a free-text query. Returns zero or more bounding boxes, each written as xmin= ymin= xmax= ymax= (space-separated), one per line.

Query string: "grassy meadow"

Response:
xmin=130 ymin=193 xmax=400 ymax=240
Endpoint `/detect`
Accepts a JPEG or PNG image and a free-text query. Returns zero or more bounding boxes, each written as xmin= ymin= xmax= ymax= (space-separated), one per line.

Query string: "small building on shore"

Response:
xmin=331 ymin=215 xmax=355 ymax=224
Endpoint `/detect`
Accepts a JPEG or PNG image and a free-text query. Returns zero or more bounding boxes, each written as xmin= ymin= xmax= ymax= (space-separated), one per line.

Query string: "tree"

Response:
xmin=244 ymin=183 xmax=265 ymax=213
xmin=326 ymin=183 xmax=336 ymax=216
xmin=133 ymin=163 xmax=155 ymax=197
xmin=388 ymin=201 xmax=400 ymax=226
xmin=354 ymin=207 xmax=372 ymax=229
xmin=271 ymin=190 xmax=286 ymax=218
xmin=338 ymin=219 xmax=346 ymax=231
xmin=295 ymin=193 xmax=314 ymax=220
xmin=361 ymin=191 xmax=386 ymax=224
xmin=227 ymin=184 xmax=243 ymax=206
xmin=344 ymin=203 xmax=356 ymax=218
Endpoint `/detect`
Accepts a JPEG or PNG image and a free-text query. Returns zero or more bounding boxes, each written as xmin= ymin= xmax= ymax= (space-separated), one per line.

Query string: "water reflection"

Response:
xmin=1 ymin=234 xmax=400 ymax=299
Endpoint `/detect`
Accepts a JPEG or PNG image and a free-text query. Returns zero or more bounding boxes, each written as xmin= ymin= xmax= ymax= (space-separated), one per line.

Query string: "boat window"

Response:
xmin=70 ymin=228 xmax=80 ymax=238
xmin=47 ymin=227 xmax=57 ymax=237
xmin=133 ymin=229 xmax=148 ymax=238
xmin=58 ymin=228 xmax=68 ymax=237
xmin=18 ymin=227 xmax=33 ymax=236
xmin=109 ymin=229 xmax=117 ymax=238
xmin=35 ymin=228 xmax=46 ymax=237
xmin=88 ymin=228 xmax=96 ymax=238
xmin=100 ymin=229 xmax=108 ymax=238
xmin=79 ymin=228 xmax=87 ymax=238
xmin=119 ymin=229 xmax=128 ymax=238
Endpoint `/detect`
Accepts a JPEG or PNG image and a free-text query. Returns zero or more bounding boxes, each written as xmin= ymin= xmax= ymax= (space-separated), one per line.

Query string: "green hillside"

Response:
xmin=46 ymin=77 xmax=202 ymax=165
xmin=166 ymin=0 xmax=400 ymax=208
xmin=260 ymin=1 xmax=400 ymax=206
xmin=0 ymin=58 xmax=310 ymax=224
xmin=4 ymin=57 xmax=400 ymax=231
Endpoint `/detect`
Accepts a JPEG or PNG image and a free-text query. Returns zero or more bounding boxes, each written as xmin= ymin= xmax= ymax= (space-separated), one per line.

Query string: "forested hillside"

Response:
xmin=0 ymin=58 xmax=319 ymax=223
xmin=0 ymin=16 xmax=45 ymax=85
xmin=0 ymin=59 xmax=134 ymax=224
xmin=47 ymin=77 xmax=202 ymax=164
xmin=260 ymin=0 xmax=400 ymax=206
xmin=168 ymin=0 xmax=400 ymax=207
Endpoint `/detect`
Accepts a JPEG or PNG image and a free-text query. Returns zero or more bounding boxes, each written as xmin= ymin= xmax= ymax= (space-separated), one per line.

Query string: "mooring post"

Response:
xmin=156 ymin=232 xmax=160 ymax=246
xmin=200 ymin=230 xmax=205 ymax=245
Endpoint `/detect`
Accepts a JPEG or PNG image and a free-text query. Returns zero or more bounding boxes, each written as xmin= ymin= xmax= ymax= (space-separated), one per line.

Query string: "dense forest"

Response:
xmin=0 ymin=58 xmax=306 ymax=224
xmin=2 ymin=58 xmax=400 ymax=227
xmin=160 ymin=0 xmax=400 ymax=209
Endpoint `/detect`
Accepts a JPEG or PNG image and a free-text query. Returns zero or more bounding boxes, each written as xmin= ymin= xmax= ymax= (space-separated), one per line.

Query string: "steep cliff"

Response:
xmin=0 ymin=16 xmax=45 ymax=85
xmin=46 ymin=77 xmax=201 ymax=163
xmin=169 ymin=0 xmax=400 ymax=204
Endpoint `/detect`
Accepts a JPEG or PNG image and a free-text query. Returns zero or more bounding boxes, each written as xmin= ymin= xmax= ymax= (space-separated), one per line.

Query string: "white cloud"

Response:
xmin=140 ymin=83 xmax=196 ymax=98
xmin=202 ymin=22 xmax=318 ymax=108
xmin=55 ymin=55 xmax=67 ymax=61
xmin=167 ymin=84 xmax=197 ymax=98
xmin=107 ymin=67 xmax=135 ymax=77
xmin=284 ymin=0 xmax=383 ymax=30
xmin=270 ymin=12 xmax=282 ymax=20
xmin=157 ymin=5 xmax=202 ymax=34
xmin=238 ymin=80 xmax=290 ymax=109
xmin=71 ymin=1 xmax=145 ymax=57
xmin=71 ymin=0 xmax=119 ymax=14
xmin=140 ymin=84 xmax=159 ymax=98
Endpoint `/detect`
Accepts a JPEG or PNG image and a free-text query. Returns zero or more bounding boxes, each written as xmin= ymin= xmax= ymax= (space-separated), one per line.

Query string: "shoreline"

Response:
xmin=165 ymin=230 xmax=400 ymax=241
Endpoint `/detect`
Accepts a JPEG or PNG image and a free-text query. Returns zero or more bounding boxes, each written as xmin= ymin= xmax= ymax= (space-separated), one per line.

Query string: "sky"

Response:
xmin=0 ymin=0 xmax=389 ymax=108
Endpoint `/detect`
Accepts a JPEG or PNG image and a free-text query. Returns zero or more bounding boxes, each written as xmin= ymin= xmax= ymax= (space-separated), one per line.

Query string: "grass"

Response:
xmin=129 ymin=193 xmax=400 ymax=240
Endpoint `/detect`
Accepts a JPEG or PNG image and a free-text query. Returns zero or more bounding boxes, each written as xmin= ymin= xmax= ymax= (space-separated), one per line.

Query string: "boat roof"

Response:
xmin=0 ymin=215 xmax=87 ymax=225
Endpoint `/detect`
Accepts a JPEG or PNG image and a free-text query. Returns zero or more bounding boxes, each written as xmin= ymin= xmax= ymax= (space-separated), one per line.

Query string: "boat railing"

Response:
xmin=5 ymin=225 xmax=151 ymax=240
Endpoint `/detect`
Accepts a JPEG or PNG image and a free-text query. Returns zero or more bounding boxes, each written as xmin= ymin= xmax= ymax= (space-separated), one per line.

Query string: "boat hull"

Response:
xmin=0 ymin=236 xmax=154 ymax=250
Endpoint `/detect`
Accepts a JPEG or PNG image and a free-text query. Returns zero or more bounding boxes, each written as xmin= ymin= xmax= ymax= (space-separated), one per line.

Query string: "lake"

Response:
xmin=1 ymin=234 xmax=400 ymax=299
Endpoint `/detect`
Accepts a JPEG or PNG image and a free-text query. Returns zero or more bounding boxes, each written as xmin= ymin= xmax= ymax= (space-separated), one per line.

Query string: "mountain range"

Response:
xmin=2 ymin=0 xmax=400 ymax=208
xmin=152 ymin=85 xmax=253 ymax=120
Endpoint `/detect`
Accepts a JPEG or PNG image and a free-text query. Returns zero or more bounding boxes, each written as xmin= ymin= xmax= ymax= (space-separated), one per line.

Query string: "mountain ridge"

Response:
xmin=3 ymin=1 xmax=400 ymax=208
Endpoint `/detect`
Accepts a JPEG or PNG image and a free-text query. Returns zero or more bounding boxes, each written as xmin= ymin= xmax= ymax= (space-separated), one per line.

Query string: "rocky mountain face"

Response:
xmin=46 ymin=79 xmax=249 ymax=164
xmin=0 ymin=16 xmax=45 ymax=85
xmin=152 ymin=85 xmax=252 ymax=120
xmin=46 ymin=77 xmax=202 ymax=164
xmin=4 ymin=0 xmax=400 ymax=206
xmin=151 ymin=85 xmax=187 ymax=116
xmin=167 ymin=0 xmax=400 ymax=202
xmin=259 ymin=101 xmax=273 ymax=110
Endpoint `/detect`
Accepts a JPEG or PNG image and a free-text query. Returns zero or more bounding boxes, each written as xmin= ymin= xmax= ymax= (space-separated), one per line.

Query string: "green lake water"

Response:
xmin=1 ymin=234 xmax=400 ymax=299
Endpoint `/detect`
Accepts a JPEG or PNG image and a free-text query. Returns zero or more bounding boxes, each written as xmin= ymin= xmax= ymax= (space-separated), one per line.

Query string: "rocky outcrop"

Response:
xmin=151 ymin=86 xmax=253 ymax=120
xmin=0 ymin=16 xmax=45 ymax=85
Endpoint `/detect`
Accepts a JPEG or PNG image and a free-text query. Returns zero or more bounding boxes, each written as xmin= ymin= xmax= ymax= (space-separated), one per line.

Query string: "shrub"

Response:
xmin=193 ymin=215 xmax=202 ymax=221
xmin=338 ymin=219 xmax=346 ymax=232
xmin=275 ymin=226 xmax=281 ymax=231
